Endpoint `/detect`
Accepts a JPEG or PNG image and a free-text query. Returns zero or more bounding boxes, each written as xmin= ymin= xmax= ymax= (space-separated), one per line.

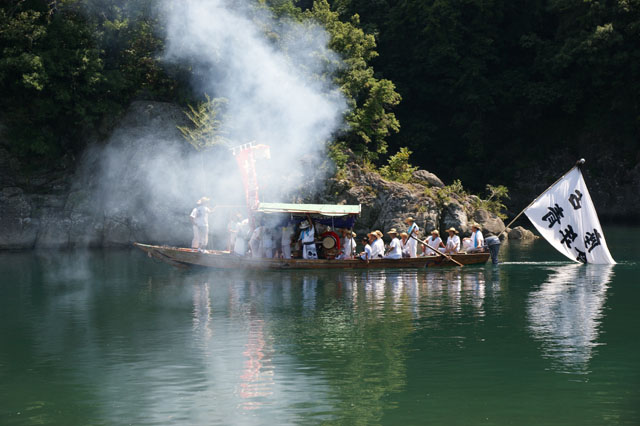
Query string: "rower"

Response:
xmin=424 ymin=229 xmax=445 ymax=256
xmin=404 ymin=217 xmax=419 ymax=258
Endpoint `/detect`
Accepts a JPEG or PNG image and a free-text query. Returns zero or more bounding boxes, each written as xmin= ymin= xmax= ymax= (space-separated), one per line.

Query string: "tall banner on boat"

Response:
xmin=524 ymin=167 xmax=615 ymax=264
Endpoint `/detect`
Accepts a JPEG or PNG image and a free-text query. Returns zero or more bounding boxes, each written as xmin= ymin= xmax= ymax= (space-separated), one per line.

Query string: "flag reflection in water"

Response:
xmin=527 ymin=264 xmax=613 ymax=374
xmin=238 ymin=282 xmax=275 ymax=410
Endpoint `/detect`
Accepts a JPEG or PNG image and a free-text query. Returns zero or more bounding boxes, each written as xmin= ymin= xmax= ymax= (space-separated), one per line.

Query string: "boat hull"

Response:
xmin=134 ymin=243 xmax=490 ymax=270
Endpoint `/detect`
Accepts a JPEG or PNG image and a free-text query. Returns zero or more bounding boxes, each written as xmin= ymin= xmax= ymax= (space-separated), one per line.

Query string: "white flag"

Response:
xmin=524 ymin=167 xmax=615 ymax=264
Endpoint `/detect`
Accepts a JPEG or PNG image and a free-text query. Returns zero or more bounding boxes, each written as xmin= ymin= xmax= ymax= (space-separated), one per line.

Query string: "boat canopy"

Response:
xmin=256 ymin=203 xmax=361 ymax=217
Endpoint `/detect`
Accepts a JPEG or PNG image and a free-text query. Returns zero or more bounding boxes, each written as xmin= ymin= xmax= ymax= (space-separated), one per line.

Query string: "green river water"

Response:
xmin=0 ymin=226 xmax=638 ymax=425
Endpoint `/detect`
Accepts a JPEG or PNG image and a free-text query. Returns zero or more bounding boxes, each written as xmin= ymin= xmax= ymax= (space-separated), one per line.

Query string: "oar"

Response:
xmin=410 ymin=234 xmax=464 ymax=267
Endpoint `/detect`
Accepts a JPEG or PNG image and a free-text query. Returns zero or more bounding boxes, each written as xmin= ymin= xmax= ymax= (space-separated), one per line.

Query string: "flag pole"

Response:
xmin=497 ymin=159 xmax=585 ymax=239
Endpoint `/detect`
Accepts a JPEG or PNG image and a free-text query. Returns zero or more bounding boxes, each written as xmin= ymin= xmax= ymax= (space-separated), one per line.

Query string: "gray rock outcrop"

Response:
xmin=508 ymin=226 xmax=536 ymax=240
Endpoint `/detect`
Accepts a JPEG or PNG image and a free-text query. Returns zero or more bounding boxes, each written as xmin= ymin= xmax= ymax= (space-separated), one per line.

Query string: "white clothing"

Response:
xmin=424 ymin=236 xmax=443 ymax=255
xmin=462 ymin=238 xmax=474 ymax=252
xmin=249 ymin=227 xmax=263 ymax=258
xmin=471 ymin=229 xmax=484 ymax=249
xmin=445 ymin=235 xmax=461 ymax=253
xmin=370 ymin=238 xmax=384 ymax=259
xmin=190 ymin=205 xmax=211 ymax=227
xmin=360 ymin=244 xmax=372 ymax=260
xmin=406 ymin=223 xmax=419 ymax=257
xmin=340 ymin=236 xmax=355 ymax=259
xmin=234 ymin=219 xmax=249 ymax=255
xmin=400 ymin=239 xmax=411 ymax=257
xmin=191 ymin=225 xmax=208 ymax=249
xmin=384 ymin=237 xmax=403 ymax=259
xmin=299 ymin=225 xmax=318 ymax=259
xmin=281 ymin=226 xmax=293 ymax=258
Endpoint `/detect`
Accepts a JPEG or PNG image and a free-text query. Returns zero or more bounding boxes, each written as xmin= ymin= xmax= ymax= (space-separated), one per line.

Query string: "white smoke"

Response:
xmin=162 ymin=0 xmax=346 ymax=197
xmin=83 ymin=0 xmax=347 ymax=247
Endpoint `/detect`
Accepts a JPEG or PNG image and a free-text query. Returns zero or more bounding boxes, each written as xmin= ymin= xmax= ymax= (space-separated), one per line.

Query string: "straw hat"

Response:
xmin=404 ymin=217 xmax=415 ymax=224
xmin=446 ymin=227 xmax=459 ymax=234
xmin=300 ymin=220 xmax=311 ymax=229
xmin=431 ymin=229 xmax=440 ymax=236
xmin=470 ymin=222 xmax=481 ymax=230
xmin=352 ymin=231 xmax=357 ymax=237
xmin=387 ymin=228 xmax=398 ymax=235
xmin=400 ymin=232 xmax=409 ymax=238
xmin=367 ymin=232 xmax=376 ymax=239
xmin=197 ymin=197 xmax=210 ymax=205
xmin=375 ymin=230 xmax=383 ymax=238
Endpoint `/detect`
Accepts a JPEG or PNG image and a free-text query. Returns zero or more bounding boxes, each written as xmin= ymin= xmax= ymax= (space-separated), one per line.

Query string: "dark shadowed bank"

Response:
xmin=1 ymin=101 xmax=533 ymax=250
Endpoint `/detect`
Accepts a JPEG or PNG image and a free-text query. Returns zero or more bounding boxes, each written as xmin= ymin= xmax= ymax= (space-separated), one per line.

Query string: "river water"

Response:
xmin=0 ymin=227 xmax=638 ymax=425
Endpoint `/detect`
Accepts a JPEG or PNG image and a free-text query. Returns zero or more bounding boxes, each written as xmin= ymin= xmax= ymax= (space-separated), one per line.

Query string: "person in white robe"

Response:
xmin=444 ymin=227 xmax=461 ymax=254
xmin=262 ymin=227 xmax=274 ymax=258
xmin=424 ymin=229 xmax=445 ymax=255
xmin=467 ymin=223 xmax=484 ymax=252
xmin=400 ymin=232 xmax=410 ymax=257
xmin=404 ymin=217 xmax=420 ymax=258
xmin=384 ymin=229 xmax=403 ymax=259
xmin=249 ymin=225 xmax=263 ymax=258
xmin=190 ymin=197 xmax=212 ymax=251
xmin=281 ymin=222 xmax=294 ymax=259
xmin=359 ymin=236 xmax=373 ymax=261
xmin=299 ymin=220 xmax=318 ymax=259
xmin=233 ymin=218 xmax=249 ymax=256
xmin=371 ymin=230 xmax=385 ymax=259
xmin=227 ymin=213 xmax=242 ymax=251
xmin=368 ymin=232 xmax=381 ymax=259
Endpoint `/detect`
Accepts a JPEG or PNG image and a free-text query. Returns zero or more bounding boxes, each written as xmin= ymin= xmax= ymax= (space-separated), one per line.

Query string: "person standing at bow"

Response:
xmin=404 ymin=217 xmax=420 ymax=258
xmin=190 ymin=197 xmax=213 ymax=251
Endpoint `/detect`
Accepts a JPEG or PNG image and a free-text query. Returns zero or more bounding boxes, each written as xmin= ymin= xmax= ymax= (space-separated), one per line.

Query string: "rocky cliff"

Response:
xmin=1 ymin=101 xmax=521 ymax=250
xmin=313 ymin=158 xmax=510 ymax=241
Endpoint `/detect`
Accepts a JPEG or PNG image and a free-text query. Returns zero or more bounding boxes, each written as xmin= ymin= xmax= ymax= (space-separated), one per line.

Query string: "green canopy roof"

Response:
xmin=256 ymin=203 xmax=361 ymax=216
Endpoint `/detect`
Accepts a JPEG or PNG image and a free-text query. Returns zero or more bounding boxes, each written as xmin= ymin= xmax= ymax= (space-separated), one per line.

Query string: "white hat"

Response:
xmin=300 ymin=220 xmax=311 ymax=229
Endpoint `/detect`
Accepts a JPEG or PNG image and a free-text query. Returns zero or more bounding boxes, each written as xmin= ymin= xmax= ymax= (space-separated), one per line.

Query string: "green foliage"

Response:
xmin=330 ymin=0 xmax=640 ymax=190
xmin=178 ymin=95 xmax=229 ymax=151
xmin=425 ymin=178 xmax=468 ymax=208
xmin=300 ymin=1 xmax=401 ymax=160
xmin=0 ymin=0 xmax=188 ymax=162
xmin=379 ymin=147 xmax=417 ymax=183
xmin=327 ymin=141 xmax=350 ymax=170
xmin=472 ymin=184 xmax=509 ymax=219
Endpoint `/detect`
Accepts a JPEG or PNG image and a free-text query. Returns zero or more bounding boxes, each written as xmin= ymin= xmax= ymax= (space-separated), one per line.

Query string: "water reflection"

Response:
xmin=0 ymin=251 xmax=508 ymax=425
xmin=527 ymin=264 xmax=614 ymax=374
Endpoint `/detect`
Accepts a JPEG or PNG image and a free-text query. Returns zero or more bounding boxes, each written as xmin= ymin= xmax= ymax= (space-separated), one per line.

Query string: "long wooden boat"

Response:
xmin=134 ymin=243 xmax=490 ymax=270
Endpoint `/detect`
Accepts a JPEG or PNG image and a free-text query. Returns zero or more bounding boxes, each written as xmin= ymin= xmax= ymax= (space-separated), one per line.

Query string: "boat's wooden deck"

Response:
xmin=134 ymin=243 xmax=490 ymax=269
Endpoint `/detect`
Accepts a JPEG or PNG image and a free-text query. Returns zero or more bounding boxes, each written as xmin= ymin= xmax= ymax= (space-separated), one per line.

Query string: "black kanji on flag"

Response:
xmin=542 ymin=204 xmax=564 ymax=228
xmin=584 ymin=229 xmax=602 ymax=253
xmin=568 ymin=189 xmax=583 ymax=210
xmin=559 ymin=224 xmax=578 ymax=249
xmin=575 ymin=248 xmax=588 ymax=263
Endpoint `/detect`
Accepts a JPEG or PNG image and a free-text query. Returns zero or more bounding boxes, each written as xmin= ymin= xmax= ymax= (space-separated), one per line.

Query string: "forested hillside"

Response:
xmin=328 ymin=0 xmax=640 ymax=188
xmin=1 ymin=0 xmax=639 ymax=216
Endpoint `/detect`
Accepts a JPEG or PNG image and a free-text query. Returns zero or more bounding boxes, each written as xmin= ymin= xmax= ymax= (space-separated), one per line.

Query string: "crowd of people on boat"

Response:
xmin=188 ymin=197 xmax=489 ymax=260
